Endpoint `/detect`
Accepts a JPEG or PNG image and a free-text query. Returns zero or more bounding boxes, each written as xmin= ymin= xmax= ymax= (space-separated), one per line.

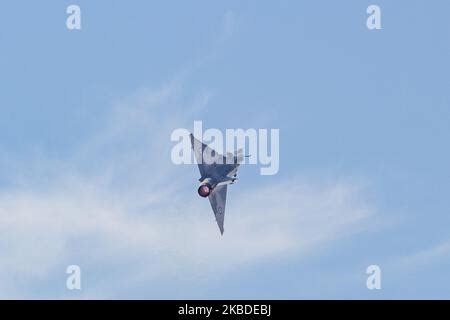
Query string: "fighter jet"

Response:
xmin=190 ymin=134 xmax=245 ymax=235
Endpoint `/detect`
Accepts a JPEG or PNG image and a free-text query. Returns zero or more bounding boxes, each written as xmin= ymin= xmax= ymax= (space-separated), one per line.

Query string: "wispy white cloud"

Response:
xmin=0 ymin=173 xmax=374 ymax=298
xmin=0 ymin=11 xmax=378 ymax=298
xmin=0 ymin=78 xmax=377 ymax=298
xmin=392 ymin=240 xmax=450 ymax=270
xmin=221 ymin=10 xmax=237 ymax=40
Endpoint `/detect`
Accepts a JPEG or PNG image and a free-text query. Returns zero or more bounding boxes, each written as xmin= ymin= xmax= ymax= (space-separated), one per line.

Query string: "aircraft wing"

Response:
xmin=190 ymin=134 xmax=243 ymax=179
xmin=190 ymin=134 xmax=223 ymax=179
xmin=208 ymin=184 xmax=227 ymax=235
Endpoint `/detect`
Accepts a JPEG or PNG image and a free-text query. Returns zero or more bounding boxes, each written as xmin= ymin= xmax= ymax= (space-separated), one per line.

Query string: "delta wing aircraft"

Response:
xmin=190 ymin=134 xmax=245 ymax=235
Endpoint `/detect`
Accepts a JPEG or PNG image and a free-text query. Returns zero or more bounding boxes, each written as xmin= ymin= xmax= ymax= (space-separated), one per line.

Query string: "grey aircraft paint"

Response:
xmin=190 ymin=134 xmax=244 ymax=235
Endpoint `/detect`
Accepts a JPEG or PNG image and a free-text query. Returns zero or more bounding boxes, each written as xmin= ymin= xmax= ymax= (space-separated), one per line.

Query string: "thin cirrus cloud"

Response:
xmin=0 ymin=78 xmax=377 ymax=298
xmin=0 ymin=11 xmax=377 ymax=298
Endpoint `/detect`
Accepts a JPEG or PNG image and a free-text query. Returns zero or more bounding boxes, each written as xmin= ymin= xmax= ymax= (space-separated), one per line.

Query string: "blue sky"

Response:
xmin=0 ymin=1 xmax=450 ymax=299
